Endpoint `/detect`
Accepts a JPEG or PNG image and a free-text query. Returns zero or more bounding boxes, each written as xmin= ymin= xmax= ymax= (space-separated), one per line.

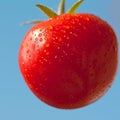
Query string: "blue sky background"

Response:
xmin=0 ymin=0 xmax=120 ymax=120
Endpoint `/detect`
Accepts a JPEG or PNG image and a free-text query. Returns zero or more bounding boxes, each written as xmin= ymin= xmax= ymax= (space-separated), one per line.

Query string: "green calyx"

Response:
xmin=36 ymin=0 xmax=84 ymax=18
xmin=22 ymin=0 xmax=84 ymax=25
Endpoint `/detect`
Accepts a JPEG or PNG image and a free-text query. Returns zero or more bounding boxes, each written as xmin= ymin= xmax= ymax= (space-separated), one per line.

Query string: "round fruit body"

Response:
xmin=18 ymin=14 xmax=118 ymax=109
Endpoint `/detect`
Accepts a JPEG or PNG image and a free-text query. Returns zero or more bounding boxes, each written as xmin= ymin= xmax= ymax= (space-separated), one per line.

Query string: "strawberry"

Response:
xmin=18 ymin=0 xmax=118 ymax=109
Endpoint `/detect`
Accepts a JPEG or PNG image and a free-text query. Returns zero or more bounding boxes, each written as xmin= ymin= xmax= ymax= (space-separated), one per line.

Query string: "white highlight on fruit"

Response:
xmin=32 ymin=29 xmax=46 ymax=50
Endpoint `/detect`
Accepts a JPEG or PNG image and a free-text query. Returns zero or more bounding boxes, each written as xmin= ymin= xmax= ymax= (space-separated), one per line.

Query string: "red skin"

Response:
xmin=18 ymin=14 xmax=118 ymax=109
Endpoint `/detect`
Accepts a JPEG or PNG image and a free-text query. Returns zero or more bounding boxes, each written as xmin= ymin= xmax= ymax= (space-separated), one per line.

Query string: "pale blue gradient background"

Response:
xmin=0 ymin=0 xmax=119 ymax=120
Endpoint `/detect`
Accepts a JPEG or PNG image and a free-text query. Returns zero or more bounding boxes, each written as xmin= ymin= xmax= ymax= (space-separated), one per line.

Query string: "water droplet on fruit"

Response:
xmin=38 ymin=32 xmax=41 ymax=37
xmin=63 ymin=50 xmax=68 ymax=56
xmin=67 ymin=43 xmax=70 ymax=47
xmin=86 ymin=17 xmax=90 ymax=21
xmin=25 ymin=68 xmax=28 ymax=72
xmin=103 ymin=52 xmax=107 ymax=57
xmin=98 ymin=30 xmax=102 ymax=35
xmin=55 ymin=36 xmax=58 ymax=40
xmin=39 ymin=83 xmax=43 ymax=87
xmin=35 ymin=87 xmax=39 ymax=91
xmin=79 ymin=22 xmax=82 ymax=26
xmin=83 ymin=25 xmax=87 ymax=30
xmin=25 ymin=42 xmax=28 ymax=47
xmin=44 ymin=78 xmax=48 ymax=81
xmin=57 ymin=46 xmax=60 ymax=50
xmin=73 ymin=33 xmax=78 ymax=37
xmin=54 ymin=55 xmax=57 ymax=59
xmin=46 ymin=52 xmax=50 ymax=56
xmin=35 ymin=37 xmax=38 ymax=41
xmin=45 ymin=43 xmax=50 ymax=48
xmin=58 ymin=38 xmax=62 ymax=42
xmin=26 ymin=49 xmax=30 ymax=54
xmin=48 ymin=25 xmax=53 ymax=30
xmin=43 ymin=58 xmax=48 ymax=62
xmin=29 ymin=38 xmax=32 ymax=41
xmin=66 ymin=36 xmax=70 ymax=40
xmin=63 ymin=30 xmax=66 ymax=34
xmin=113 ymin=46 xmax=117 ymax=52
xmin=65 ymin=26 xmax=70 ymax=29
xmin=44 ymin=49 xmax=47 ymax=53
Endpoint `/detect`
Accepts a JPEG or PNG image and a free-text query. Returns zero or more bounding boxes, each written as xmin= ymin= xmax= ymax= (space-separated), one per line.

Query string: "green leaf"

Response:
xmin=21 ymin=20 xmax=42 ymax=26
xmin=36 ymin=4 xmax=57 ymax=18
xmin=58 ymin=0 xmax=65 ymax=15
xmin=67 ymin=0 xmax=84 ymax=14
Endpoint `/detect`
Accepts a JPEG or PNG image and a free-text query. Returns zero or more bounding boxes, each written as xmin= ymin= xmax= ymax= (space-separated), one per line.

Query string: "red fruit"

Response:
xmin=18 ymin=0 xmax=118 ymax=109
